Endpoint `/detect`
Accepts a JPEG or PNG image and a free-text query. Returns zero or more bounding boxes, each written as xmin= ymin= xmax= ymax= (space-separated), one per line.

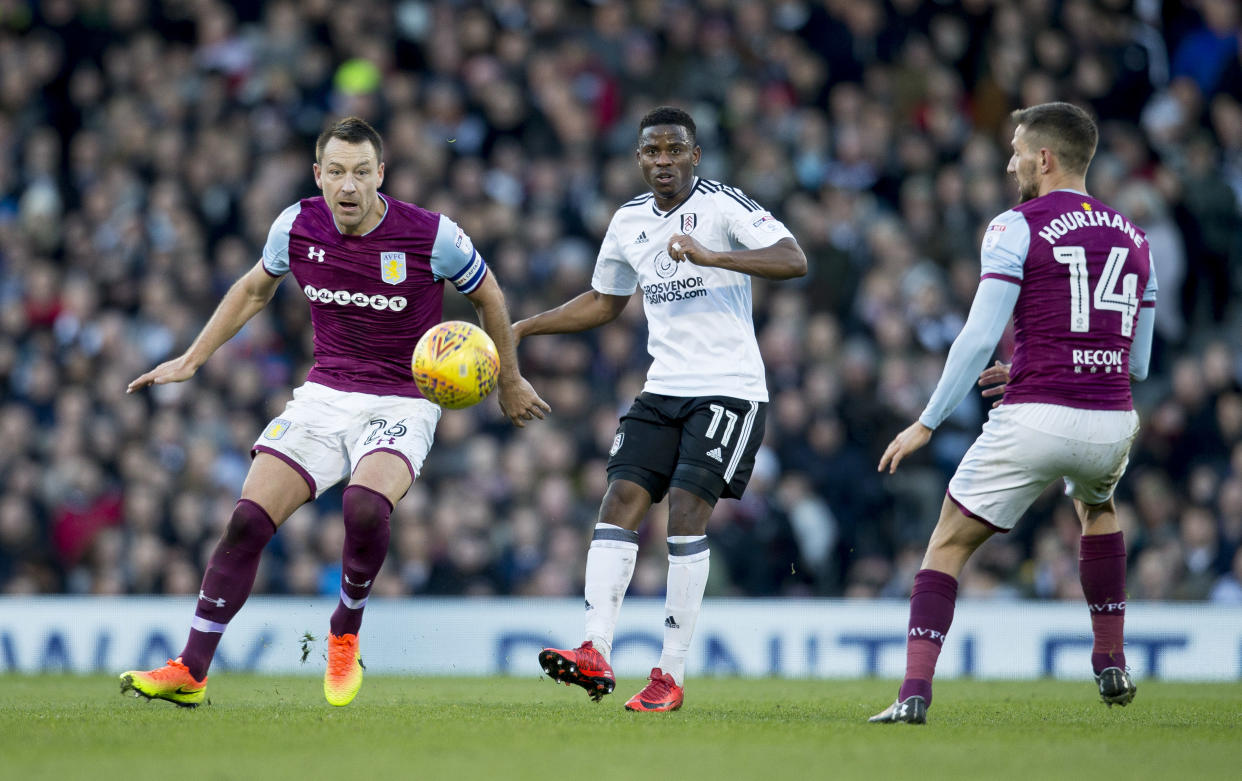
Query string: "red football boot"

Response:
xmin=538 ymin=641 xmax=616 ymax=702
xmin=624 ymin=667 xmax=684 ymax=712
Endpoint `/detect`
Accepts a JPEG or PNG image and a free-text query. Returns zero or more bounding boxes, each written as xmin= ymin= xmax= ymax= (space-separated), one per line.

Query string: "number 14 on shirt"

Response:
xmin=1053 ymin=245 xmax=1139 ymax=337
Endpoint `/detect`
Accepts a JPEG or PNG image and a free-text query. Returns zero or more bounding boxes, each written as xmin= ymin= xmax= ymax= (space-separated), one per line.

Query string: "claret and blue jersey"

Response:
xmin=261 ymin=194 xmax=488 ymax=398
xmin=980 ymin=189 xmax=1157 ymax=411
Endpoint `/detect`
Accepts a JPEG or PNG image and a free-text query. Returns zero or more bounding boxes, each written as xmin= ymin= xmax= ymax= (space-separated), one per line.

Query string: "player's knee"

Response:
xmin=223 ymin=500 xmax=277 ymax=548
xmin=598 ymin=477 xmax=654 ymax=530
xmin=342 ymin=485 xmax=393 ymax=533
xmin=929 ymin=529 xmax=989 ymax=570
xmin=606 ymin=468 xmax=665 ymax=505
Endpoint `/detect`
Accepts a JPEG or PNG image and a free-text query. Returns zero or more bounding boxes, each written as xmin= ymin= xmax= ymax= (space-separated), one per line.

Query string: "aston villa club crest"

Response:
xmin=681 ymin=213 xmax=697 ymax=234
xmin=263 ymin=418 xmax=292 ymax=440
xmin=381 ymin=251 xmax=407 ymax=284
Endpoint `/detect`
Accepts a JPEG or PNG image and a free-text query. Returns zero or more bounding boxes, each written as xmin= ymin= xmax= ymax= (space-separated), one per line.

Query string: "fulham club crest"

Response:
xmin=681 ymin=213 xmax=697 ymax=234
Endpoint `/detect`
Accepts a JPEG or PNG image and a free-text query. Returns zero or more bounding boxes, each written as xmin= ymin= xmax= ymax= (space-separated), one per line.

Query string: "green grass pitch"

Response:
xmin=2 ymin=675 xmax=1238 ymax=780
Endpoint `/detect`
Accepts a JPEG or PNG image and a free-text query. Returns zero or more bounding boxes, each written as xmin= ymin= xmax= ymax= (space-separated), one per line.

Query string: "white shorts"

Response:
xmin=947 ymin=403 xmax=1139 ymax=532
xmin=252 ymin=382 xmax=441 ymax=498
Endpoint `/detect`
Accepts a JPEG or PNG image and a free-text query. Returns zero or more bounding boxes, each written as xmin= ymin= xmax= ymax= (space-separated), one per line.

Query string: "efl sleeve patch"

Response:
xmin=979 ymin=210 xmax=1029 ymax=280
xmin=732 ymin=207 xmax=794 ymax=249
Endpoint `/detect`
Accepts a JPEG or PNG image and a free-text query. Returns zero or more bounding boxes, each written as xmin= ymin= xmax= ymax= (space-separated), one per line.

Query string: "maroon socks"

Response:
xmin=329 ymin=485 xmax=393 ymax=637
xmin=1080 ymin=531 xmax=1127 ymax=674
xmin=893 ymin=532 xmax=1126 ymax=705
xmin=898 ymin=569 xmax=959 ymax=705
xmin=180 ymin=500 xmax=276 ymax=680
xmin=176 ymin=485 xmax=395 ymax=680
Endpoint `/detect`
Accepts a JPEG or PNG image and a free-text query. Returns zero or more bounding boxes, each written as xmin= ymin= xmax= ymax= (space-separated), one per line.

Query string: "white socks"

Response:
xmin=657 ymin=535 xmax=710 ymax=686
xmin=583 ymin=523 xmax=638 ymax=662
xmin=582 ymin=525 xmax=710 ymax=684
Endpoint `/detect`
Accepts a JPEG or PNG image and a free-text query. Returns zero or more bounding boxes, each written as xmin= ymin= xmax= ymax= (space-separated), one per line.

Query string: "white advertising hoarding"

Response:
xmin=1 ymin=597 xmax=1238 ymax=680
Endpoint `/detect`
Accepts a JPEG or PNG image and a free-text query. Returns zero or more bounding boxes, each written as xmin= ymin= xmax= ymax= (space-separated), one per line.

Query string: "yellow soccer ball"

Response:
xmin=411 ymin=320 xmax=500 ymax=409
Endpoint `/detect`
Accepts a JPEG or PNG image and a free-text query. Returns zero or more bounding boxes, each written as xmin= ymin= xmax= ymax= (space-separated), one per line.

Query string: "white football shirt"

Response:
xmin=591 ymin=177 xmax=794 ymax=401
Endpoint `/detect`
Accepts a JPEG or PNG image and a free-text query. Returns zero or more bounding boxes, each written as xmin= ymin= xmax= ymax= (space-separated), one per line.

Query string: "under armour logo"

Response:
xmin=308 ymin=246 xmax=325 ymax=262
xmin=344 ymin=574 xmax=372 ymax=589
xmin=198 ymin=590 xmax=226 ymax=607
xmin=664 ymin=615 xmax=680 ymax=629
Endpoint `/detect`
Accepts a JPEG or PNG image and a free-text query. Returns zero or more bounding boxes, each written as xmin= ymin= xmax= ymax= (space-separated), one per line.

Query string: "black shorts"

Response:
xmin=606 ymin=392 xmax=768 ymax=506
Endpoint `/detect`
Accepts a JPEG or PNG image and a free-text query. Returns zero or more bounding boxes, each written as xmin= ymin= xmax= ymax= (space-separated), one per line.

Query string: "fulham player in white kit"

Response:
xmin=517 ymin=106 xmax=806 ymax=711
xmin=870 ymin=103 xmax=1156 ymax=724
xmin=119 ymin=117 xmax=548 ymax=708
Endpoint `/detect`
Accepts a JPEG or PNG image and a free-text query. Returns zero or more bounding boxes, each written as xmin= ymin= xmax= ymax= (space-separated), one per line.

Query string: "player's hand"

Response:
xmin=127 ymin=355 xmax=198 ymax=393
xmin=668 ymin=234 xmax=717 ymax=266
xmin=497 ymin=376 xmax=551 ymax=428
xmin=978 ymin=359 xmax=1011 ymax=409
xmin=878 ymin=421 xmax=933 ymax=474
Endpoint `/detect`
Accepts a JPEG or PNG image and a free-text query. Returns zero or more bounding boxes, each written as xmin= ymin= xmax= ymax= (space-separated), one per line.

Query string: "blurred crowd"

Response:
xmin=2 ymin=0 xmax=1242 ymax=606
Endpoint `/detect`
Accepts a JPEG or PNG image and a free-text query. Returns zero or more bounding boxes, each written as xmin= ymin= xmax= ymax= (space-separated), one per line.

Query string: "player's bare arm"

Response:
xmin=127 ymin=261 xmax=282 ymax=393
xmin=512 ymin=290 xmax=630 ymax=341
xmin=667 ymin=236 xmax=806 ymax=280
xmin=465 ymin=272 xmax=551 ymax=427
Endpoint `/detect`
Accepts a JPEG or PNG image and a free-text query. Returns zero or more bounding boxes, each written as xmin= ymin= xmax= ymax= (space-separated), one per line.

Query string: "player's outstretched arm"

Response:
xmin=879 ymin=279 xmax=1019 ymax=473
xmin=877 ymin=421 xmax=933 ymax=474
xmin=127 ymin=261 xmax=282 ymax=393
xmin=666 ymin=236 xmax=806 ymax=280
xmin=465 ymin=273 xmax=551 ymax=428
xmin=511 ymin=290 xmax=630 ymax=341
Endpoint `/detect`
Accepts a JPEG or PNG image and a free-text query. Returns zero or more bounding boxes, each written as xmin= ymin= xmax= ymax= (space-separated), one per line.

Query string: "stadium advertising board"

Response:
xmin=1 ymin=597 xmax=1238 ymax=680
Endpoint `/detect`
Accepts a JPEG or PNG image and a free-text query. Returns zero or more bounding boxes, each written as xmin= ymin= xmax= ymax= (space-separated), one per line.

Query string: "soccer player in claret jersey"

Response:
xmin=869 ymin=102 xmax=1156 ymax=724
xmin=118 ymin=117 xmax=548 ymax=707
xmin=515 ymin=106 xmax=806 ymax=712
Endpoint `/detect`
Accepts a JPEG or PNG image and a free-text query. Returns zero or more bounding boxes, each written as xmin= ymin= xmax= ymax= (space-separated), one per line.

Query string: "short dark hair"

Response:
xmin=316 ymin=116 xmax=383 ymax=164
xmin=1010 ymin=102 xmax=1097 ymax=175
xmin=639 ymin=106 xmax=697 ymax=145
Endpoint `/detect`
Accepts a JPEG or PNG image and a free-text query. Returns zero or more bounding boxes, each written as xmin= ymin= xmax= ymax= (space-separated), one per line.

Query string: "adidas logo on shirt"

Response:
xmin=634 ymin=231 xmax=649 ymax=244
xmin=707 ymin=447 xmax=723 ymax=462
